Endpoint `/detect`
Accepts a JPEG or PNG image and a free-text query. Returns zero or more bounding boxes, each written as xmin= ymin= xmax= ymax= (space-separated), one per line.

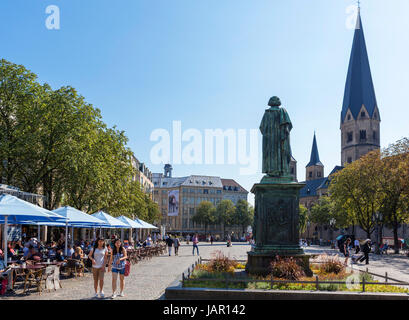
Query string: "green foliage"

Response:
xmin=232 ymin=200 xmax=254 ymax=234
xmin=215 ymin=199 xmax=235 ymax=236
xmin=0 ymin=59 xmax=154 ymax=219
xmin=309 ymin=196 xmax=334 ymax=226
xmin=298 ymin=204 xmax=308 ymax=235
xmin=192 ymin=201 xmax=216 ymax=234
xmin=330 ymin=152 xmax=382 ymax=238
xmin=330 ymin=143 xmax=409 ymax=243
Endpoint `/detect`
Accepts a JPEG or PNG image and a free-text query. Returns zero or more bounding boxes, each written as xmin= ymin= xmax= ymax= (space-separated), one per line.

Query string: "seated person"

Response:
xmin=22 ymin=243 xmax=30 ymax=258
xmin=380 ymin=243 xmax=388 ymax=254
xmin=84 ymin=241 xmax=92 ymax=253
xmin=26 ymin=246 xmax=42 ymax=262
xmin=71 ymin=247 xmax=84 ymax=275
xmin=0 ymin=252 xmax=13 ymax=293
xmin=14 ymin=241 xmax=23 ymax=252
xmin=48 ymin=246 xmax=57 ymax=260
xmin=71 ymin=247 xmax=83 ymax=260
xmin=55 ymin=249 xmax=67 ymax=267
xmin=7 ymin=243 xmax=17 ymax=260
xmin=67 ymin=245 xmax=74 ymax=257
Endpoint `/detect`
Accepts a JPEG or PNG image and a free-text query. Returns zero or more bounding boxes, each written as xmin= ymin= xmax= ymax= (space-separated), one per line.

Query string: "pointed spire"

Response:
xmin=306 ymin=133 xmax=323 ymax=167
xmin=341 ymin=8 xmax=378 ymax=123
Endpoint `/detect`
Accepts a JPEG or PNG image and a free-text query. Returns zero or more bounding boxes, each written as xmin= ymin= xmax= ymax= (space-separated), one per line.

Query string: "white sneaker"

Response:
xmin=100 ymin=291 xmax=105 ymax=298
xmin=112 ymin=293 xmax=117 ymax=299
xmin=119 ymin=292 xmax=124 ymax=297
xmin=94 ymin=292 xmax=99 ymax=298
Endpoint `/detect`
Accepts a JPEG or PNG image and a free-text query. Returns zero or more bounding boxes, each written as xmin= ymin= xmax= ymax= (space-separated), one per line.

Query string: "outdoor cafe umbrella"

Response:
xmin=117 ymin=216 xmax=144 ymax=229
xmin=0 ymin=194 xmax=66 ymax=264
xmin=91 ymin=211 xmax=129 ymax=229
xmin=134 ymin=217 xmax=158 ymax=229
xmin=117 ymin=216 xmax=145 ymax=241
xmin=92 ymin=211 xmax=129 ymax=242
xmin=53 ymin=206 xmax=110 ymax=255
xmin=133 ymin=217 xmax=158 ymax=242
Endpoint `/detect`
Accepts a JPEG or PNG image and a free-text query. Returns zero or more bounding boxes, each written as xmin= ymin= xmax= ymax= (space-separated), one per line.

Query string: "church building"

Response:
xmin=299 ymin=8 xmax=382 ymax=240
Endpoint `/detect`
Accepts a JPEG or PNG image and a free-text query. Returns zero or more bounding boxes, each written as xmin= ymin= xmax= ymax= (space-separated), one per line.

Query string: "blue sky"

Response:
xmin=1 ymin=0 xmax=408 ymax=205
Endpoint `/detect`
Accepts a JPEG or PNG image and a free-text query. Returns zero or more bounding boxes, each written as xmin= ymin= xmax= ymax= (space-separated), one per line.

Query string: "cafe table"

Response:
xmin=9 ymin=264 xmax=46 ymax=293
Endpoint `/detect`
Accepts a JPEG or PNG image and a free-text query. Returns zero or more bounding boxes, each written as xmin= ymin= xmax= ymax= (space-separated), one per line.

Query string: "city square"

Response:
xmin=0 ymin=0 xmax=409 ymax=306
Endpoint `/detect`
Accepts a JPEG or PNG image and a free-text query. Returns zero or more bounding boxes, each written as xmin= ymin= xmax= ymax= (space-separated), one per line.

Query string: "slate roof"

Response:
xmin=317 ymin=166 xmax=344 ymax=190
xmin=181 ymin=175 xmax=223 ymax=188
xmin=341 ymin=9 xmax=379 ymax=124
xmin=152 ymin=175 xmax=223 ymax=188
xmin=306 ymin=133 xmax=323 ymax=167
xmin=299 ymin=178 xmax=326 ymax=198
xmin=299 ymin=166 xmax=344 ymax=198
xmin=221 ymin=179 xmax=248 ymax=193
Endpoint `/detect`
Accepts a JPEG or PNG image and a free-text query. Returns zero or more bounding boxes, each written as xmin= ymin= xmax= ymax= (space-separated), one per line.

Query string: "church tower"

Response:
xmin=341 ymin=8 xmax=381 ymax=166
xmin=306 ymin=133 xmax=324 ymax=181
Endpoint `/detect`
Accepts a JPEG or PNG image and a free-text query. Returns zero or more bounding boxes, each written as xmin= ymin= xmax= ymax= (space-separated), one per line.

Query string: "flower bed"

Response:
xmin=183 ymin=253 xmax=409 ymax=294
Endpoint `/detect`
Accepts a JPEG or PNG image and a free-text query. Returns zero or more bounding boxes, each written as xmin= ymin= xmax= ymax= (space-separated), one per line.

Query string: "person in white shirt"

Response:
xmin=354 ymin=239 xmax=360 ymax=254
xmin=67 ymin=245 xmax=75 ymax=257
xmin=88 ymin=237 xmax=108 ymax=298
xmin=146 ymin=235 xmax=152 ymax=247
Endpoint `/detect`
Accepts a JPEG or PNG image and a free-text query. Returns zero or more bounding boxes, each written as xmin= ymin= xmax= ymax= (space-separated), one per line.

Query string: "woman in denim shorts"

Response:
xmin=108 ymin=239 xmax=127 ymax=298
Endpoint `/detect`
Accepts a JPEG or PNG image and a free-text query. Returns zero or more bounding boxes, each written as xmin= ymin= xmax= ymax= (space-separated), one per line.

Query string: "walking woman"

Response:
xmin=192 ymin=234 xmax=199 ymax=256
xmin=89 ymin=237 xmax=108 ymax=298
xmin=343 ymin=238 xmax=351 ymax=266
xmin=108 ymin=239 xmax=127 ymax=298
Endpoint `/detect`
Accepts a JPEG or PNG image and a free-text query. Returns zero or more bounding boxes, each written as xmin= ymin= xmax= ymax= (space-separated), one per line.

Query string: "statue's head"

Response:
xmin=268 ymin=96 xmax=281 ymax=107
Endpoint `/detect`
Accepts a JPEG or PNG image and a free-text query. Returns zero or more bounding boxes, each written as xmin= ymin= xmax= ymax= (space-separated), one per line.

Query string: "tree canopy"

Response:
xmin=0 ymin=59 xmax=158 ymax=223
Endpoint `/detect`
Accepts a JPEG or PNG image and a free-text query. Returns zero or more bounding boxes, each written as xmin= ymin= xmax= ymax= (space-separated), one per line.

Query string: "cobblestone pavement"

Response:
xmin=3 ymin=244 xmax=408 ymax=300
xmin=304 ymin=246 xmax=409 ymax=283
xmin=1 ymin=242 xmax=250 ymax=300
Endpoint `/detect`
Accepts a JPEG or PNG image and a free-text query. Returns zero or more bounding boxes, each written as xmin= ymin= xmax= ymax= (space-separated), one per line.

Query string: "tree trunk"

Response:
xmin=393 ymin=221 xmax=400 ymax=254
xmin=366 ymin=231 xmax=371 ymax=240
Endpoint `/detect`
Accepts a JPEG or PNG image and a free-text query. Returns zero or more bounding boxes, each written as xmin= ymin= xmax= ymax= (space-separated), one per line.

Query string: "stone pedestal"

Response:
xmin=246 ymin=180 xmax=312 ymax=276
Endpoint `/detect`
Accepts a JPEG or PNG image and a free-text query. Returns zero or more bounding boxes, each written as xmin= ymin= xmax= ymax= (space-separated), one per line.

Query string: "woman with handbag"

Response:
xmin=108 ymin=239 xmax=128 ymax=298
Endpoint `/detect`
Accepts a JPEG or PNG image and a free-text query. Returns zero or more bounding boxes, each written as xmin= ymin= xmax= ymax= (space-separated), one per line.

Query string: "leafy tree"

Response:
xmin=144 ymin=194 xmax=161 ymax=224
xmin=309 ymin=196 xmax=334 ymax=239
xmin=0 ymin=59 xmax=43 ymax=186
xmin=215 ymin=199 xmax=235 ymax=237
xmin=330 ymin=151 xmax=382 ymax=239
xmin=0 ymin=59 xmax=155 ymax=220
xmin=298 ymin=204 xmax=308 ymax=236
xmin=378 ymin=138 xmax=409 ymax=253
xmin=192 ymin=201 xmax=216 ymax=235
xmin=232 ymin=200 xmax=254 ymax=234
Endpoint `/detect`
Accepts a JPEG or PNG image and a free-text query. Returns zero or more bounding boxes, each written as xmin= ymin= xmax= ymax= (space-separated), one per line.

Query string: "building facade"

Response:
xmin=131 ymin=155 xmax=154 ymax=196
xmin=299 ymin=9 xmax=391 ymax=242
xmin=152 ymin=165 xmax=248 ymax=236
xmin=340 ymin=9 xmax=381 ymax=166
xmin=221 ymin=179 xmax=248 ymax=205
